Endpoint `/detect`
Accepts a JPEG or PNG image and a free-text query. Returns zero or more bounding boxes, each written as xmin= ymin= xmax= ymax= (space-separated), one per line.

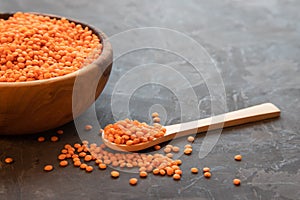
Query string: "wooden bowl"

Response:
xmin=0 ymin=13 xmax=113 ymax=135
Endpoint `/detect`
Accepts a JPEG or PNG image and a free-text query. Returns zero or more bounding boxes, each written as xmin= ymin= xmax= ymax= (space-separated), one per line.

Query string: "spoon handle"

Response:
xmin=164 ymin=103 xmax=280 ymax=139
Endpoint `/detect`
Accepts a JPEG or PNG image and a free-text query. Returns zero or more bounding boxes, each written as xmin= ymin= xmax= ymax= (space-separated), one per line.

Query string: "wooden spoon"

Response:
xmin=102 ymin=103 xmax=280 ymax=152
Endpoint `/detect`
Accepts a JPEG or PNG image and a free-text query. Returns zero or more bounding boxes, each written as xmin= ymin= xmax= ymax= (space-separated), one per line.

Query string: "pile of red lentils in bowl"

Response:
xmin=0 ymin=12 xmax=101 ymax=82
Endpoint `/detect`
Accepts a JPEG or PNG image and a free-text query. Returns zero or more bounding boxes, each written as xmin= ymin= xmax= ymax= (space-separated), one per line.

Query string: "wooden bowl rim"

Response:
xmin=0 ymin=12 xmax=112 ymax=87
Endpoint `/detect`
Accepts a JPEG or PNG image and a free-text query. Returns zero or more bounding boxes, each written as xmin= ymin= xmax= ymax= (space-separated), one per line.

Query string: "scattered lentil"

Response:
xmin=129 ymin=178 xmax=138 ymax=185
xmin=139 ymin=171 xmax=148 ymax=178
xmin=50 ymin=136 xmax=59 ymax=142
xmin=204 ymin=172 xmax=211 ymax=178
xmin=234 ymin=155 xmax=242 ymax=161
xmin=85 ymin=125 xmax=93 ymax=131
xmin=37 ymin=136 xmax=45 ymax=142
xmin=191 ymin=167 xmax=198 ymax=174
xmin=44 ymin=165 xmax=53 ymax=172
xmin=187 ymin=136 xmax=195 ymax=142
xmin=59 ymin=160 xmax=68 ymax=167
xmin=151 ymin=112 xmax=159 ymax=118
xmin=86 ymin=166 xmax=94 ymax=172
xmin=233 ymin=178 xmax=241 ymax=186
xmin=184 ymin=148 xmax=192 ymax=155
xmin=4 ymin=157 xmax=13 ymax=164
xmin=111 ymin=171 xmax=120 ymax=178
xmin=173 ymin=174 xmax=181 ymax=180
xmin=203 ymin=167 xmax=210 ymax=173
xmin=154 ymin=145 xmax=161 ymax=150
xmin=99 ymin=163 xmax=107 ymax=170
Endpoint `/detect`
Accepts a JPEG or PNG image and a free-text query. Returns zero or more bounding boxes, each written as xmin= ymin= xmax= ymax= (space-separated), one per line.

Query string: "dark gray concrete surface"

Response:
xmin=0 ymin=0 xmax=299 ymax=199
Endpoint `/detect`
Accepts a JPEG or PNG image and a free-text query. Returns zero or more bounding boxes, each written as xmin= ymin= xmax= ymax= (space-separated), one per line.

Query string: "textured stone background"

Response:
xmin=0 ymin=0 xmax=299 ymax=199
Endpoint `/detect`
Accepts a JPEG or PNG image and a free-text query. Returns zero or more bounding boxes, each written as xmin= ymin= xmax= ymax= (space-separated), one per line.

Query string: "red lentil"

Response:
xmin=111 ymin=171 xmax=120 ymax=178
xmin=99 ymin=163 xmax=107 ymax=170
xmin=233 ymin=178 xmax=241 ymax=186
xmin=85 ymin=166 xmax=94 ymax=172
xmin=44 ymin=165 xmax=53 ymax=172
xmin=50 ymin=136 xmax=59 ymax=142
xmin=59 ymin=160 xmax=68 ymax=167
xmin=234 ymin=155 xmax=242 ymax=161
xmin=4 ymin=157 xmax=13 ymax=164
xmin=154 ymin=145 xmax=161 ymax=150
xmin=187 ymin=136 xmax=195 ymax=142
xmin=85 ymin=125 xmax=93 ymax=131
xmin=0 ymin=12 xmax=101 ymax=82
xmin=191 ymin=167 xmax=198 ymax=174
xmin=151 ymin=112 xmax=159 ymax=118
xmin=184 ymin=148 xmax=192 ymax=155
xmin=37 ymin=136 xmax=45 ymax=142
xmin=173 ymin=174 xmax=181 ymax=180
xmin=204 ymin=172 xmax=211 ymax=178
xmin=139 ymin=171 xmax=148 ymax=178
xmin=58 ymin=154 xmax=67 ymax=160
xmin=203 ymin=167 xmax=210 ymax=173
xmin=129 ymin=178 xmax=138 ymax=185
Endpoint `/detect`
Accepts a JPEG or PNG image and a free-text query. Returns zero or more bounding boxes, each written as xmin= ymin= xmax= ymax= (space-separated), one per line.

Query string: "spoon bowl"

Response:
xmin=102 ymin=103 xmax=280 ymax=152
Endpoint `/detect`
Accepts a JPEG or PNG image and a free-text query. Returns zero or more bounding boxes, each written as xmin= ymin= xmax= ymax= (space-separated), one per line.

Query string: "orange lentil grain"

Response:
xmin=173 ymin=174 xmax=181 ymax=180
xmin=191 ymin=167 xmax=198 ymax=174
xmin=159 ymin=169 xmax=166 ymax=176
xmin=233 ymin=179 xmax=241 ymax=186
xmin=74 ymin=160 xmax=81 ymax=167
xmin=79 ymin=152 xmax=87 ymax=157
xmin=73 ymin=157 xmax=80 ymax=162
xmin=187 ymin=136 xmax=195 ymax=142
xmin=164 ymin=147 xmax=171 ymax=153
xmin=175 ymin=169 xmax=182 ymax=175
xmin=166 ymin=167 xmax=174 ymax=176
xmin=172 ymin=146 xmax=180 ymax=153
xmin=37 ymin=136 xmax=45 ymax=142
xmin=153 ymin=168 xmax=160 ymax=175
xmin=61 ymin=149 xmax=68 ymax=154
xmin=84 ymin=155 xmax=92 ymax=162
xmin=111 ymin=171 xmax=120 ymax=178
xmin=129 ymin=178 xmax=138 ymax=185
xmin=4 ymin=157 xmax=13 ymax=164
xmin=44 ymin=165 xmax=53 ymax=172
xmin=139 ymin=171 xmax=148 ymax=178
xmin=59 ymin=160 xmax=68 ymax=167
xmin=203 ymin=167 xmax=210 ymax=173
xmin=175 ymin=159 xmax=182 ymax=165
xmin=80 ymin=163 xmax=88 ymax=169
xmin=58 ymin=154 xmax=67 ymax=160
xmin=50 ymin=136 xmax=59 ymax=142
xmin=234 ymin=155 xmax=242 ymax=161
xmin=151 ymin=112 xmax=159 ymax=118
xmin=85 ymin=166 xmax=94 ymax=172
xmin=85 ymin=125 xmax=93 ymax=131
xmin=153 ymin=117 xmax=160 ymax=123
xmin=166 ymin=153 xmax=173 ymax=158
xmin=204 ymin=172 xmax=211 ymax=178
xmin=154 ymin=145 xmax=161 ymax=150
xmin=57 ymin=130 xmax=64 ymax=135
xmin=184 ymin=148 xmax=192 ymax=155
xmin=99 ymin=163 xmax=107 ymax=170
